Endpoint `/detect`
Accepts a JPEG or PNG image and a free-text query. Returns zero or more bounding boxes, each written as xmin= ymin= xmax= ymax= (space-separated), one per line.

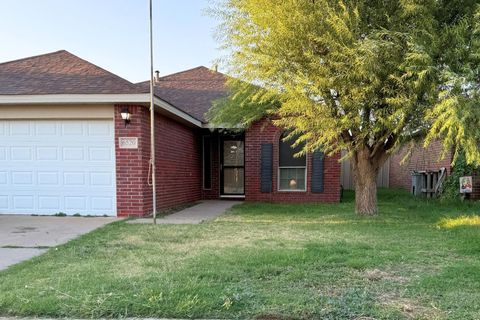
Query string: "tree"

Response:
xmin=208 ymin=0 xmax=480 ymax=215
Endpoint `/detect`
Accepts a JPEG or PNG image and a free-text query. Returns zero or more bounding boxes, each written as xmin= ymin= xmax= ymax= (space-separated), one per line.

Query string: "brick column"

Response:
xmin=114 ymin=105 xmax=152 ymax=216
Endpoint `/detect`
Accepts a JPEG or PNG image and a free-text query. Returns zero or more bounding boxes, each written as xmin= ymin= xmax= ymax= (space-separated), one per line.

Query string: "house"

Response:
xmin=341 ymin=140 xmax=453 ymax=191
xmin=0 ymin=50 xmax=341 ymax=217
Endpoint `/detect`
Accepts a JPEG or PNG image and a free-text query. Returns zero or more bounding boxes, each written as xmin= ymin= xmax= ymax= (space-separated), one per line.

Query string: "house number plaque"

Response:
xmin=119 ymin=137 xmax=138 ymax=149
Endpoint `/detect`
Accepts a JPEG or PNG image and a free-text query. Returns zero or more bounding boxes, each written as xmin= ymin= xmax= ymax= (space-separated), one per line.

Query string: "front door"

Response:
xmin=220 ymin=138 xmax=245 ymax=196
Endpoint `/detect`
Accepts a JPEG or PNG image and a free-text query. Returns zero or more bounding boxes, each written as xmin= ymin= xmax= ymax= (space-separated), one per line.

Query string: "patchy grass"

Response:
xmin=0 ymin=189 xmax=479 ymax=319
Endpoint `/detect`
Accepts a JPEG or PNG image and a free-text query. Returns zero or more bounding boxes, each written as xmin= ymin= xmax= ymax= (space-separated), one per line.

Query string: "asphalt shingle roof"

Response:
xmin=136 ymin=66 xmax=229 ymax=122
xmin=0 ymin=50 xmax=138 ymax=95
xmin=0 ymin=50 xmax=229 ymax=123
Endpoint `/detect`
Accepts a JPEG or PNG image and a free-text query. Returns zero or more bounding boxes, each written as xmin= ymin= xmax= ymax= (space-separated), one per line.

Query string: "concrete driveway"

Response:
xmin=0 ymin=215 xmax=119 ymax=270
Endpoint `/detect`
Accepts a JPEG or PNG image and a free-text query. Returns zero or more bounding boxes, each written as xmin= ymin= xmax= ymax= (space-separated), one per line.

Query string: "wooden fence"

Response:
xmin=340 ymin=150 xmax=390 ymax=190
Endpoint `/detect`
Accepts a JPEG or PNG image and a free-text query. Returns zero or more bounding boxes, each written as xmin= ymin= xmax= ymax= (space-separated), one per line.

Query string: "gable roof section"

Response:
xmin=0 ymin=51 xmax=229 ymax=126
xmin=136 ymin=66 xmax=229 ymax=122
xmin=0 ymin=50 xmax=138 ymax=95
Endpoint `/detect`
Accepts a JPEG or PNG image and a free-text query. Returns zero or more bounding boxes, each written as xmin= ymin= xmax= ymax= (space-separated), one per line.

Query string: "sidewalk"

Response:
xmin=128 ymin=200 xmax=242 ymax=225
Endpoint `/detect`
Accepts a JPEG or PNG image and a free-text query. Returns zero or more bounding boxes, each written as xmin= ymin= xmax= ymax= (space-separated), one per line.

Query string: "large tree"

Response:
xmin=208 ymin=0 xmax=480 ymax=215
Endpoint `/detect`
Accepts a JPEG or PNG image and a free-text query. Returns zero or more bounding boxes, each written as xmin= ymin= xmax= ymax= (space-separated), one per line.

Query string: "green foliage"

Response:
xmin=425 ymin=5 xmax=480 ymax=165
xmin=209 ymin=0 xmax=480 ymax=164
xmin=206 ymin=78 xmax=279 ymax=129
xmin=442 ymin=150 xmax=477 ymax=200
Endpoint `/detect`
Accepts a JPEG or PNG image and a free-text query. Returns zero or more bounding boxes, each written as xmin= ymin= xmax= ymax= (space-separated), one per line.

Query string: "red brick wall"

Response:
xmin=245 ymin=118 xmax=341 ymax=203
xmin=154 ymin=113 xmax=201 ymax=209
xmin=115 ymin=105 xmax=152 ymax=217
xmin=114 ymin=105 xmax=201 ymax=217
xmin=389 ymin=140 xmax=452 ymax=190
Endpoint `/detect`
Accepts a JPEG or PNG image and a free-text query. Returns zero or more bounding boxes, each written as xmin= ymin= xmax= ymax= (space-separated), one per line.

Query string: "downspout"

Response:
xmin=149 ymin=0 xmax=157 ymax=224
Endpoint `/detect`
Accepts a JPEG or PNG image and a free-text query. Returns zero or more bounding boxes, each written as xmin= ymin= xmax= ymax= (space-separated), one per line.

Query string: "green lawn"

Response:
xmin=1 ymin=190 xmax=479 ymax=319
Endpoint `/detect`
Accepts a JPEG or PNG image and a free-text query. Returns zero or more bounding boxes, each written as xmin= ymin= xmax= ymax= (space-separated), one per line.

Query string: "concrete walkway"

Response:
xmin=0 ymin=216 xmax=119 ymax=270
xmin=129 ymin=200 xmax=242 ymax=225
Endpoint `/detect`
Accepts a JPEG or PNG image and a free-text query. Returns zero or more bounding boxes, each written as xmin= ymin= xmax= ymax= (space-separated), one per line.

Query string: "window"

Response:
xmin=203 ymin=136 xmax=212 ymax=189
xmin=278 ymin=133 xmax=306 ymax=191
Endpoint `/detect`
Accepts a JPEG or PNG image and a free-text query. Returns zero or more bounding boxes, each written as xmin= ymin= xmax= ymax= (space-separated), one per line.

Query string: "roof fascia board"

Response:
xmin=0 ymin=94 xmax=150 ymax=104
xmin=0 ymin=94 xmax=203 ymax=127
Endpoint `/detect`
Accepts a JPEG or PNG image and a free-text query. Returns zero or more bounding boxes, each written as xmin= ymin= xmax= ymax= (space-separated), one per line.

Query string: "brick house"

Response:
xmin=388 ymin=141 xmax=453 ymax=190
xmin=0 ymin=50 xmax=341 ymax=217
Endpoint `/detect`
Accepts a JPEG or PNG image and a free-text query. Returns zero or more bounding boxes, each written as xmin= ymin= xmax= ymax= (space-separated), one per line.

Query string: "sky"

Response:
xmin=0 ymin=0 xmax=222 ymax=83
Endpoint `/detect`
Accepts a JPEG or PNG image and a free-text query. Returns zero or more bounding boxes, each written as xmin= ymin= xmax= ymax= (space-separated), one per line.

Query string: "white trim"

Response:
xmin=220 ymin=195 xmax=245 ymax=199
xmin=111 ymin=118 xmax=118 ymax=217
xmin=0 ymin=94 xmax=150 ymax=104
xmin=153 ymin=97 xmax=202 ymax=127
xmin=0 ymin=94 xmax=203 ymax=127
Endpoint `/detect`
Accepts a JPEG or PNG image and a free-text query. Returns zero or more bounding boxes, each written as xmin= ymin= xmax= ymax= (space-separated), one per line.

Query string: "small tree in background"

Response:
xmin=208 ymin=0 xmax=480 ymax=215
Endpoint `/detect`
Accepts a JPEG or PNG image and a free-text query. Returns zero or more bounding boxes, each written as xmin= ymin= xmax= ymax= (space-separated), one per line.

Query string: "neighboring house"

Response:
xmin=342 ymin=140 xmax=452 ymax=191
xmin=0 ymin=50 xmax=340 ymax=217
xmin=341 ymin=140 xmax=480 ymax=200
xmin=341 ymin=141 xmax=453 ymax=191
xmin=388 ymin=140 xmax=452 ymax=190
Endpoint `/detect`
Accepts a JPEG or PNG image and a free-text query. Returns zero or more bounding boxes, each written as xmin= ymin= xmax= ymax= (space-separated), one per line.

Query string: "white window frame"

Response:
xmin=278 ymin=165 xmax=308 ymax=192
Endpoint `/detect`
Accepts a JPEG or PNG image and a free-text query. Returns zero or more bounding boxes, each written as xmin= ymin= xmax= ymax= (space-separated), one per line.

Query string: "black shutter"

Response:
xmin=312 ymin=150 xmax=325 ymax=193
xmin=261 ymin=143 xmax=273 ymax=193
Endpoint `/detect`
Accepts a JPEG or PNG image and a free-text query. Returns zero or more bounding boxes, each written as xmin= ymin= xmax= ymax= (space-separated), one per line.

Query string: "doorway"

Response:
xmin=220 ymin=136 xmax=245 ymax=196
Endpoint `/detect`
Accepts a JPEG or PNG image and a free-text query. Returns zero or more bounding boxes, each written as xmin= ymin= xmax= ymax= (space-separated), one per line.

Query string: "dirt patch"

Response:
xmin=362 ymin=268 xmax=409 ymax=284
xmin=379 ymin=293 xmax=444 ymax=319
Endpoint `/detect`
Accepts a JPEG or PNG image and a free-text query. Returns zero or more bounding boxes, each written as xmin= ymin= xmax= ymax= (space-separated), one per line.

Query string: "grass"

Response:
xmin=0 ymin=189 xmax=479 ymax=319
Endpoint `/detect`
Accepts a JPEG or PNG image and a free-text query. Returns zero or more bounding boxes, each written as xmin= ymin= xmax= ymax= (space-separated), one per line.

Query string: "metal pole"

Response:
xmin=149 ymin=0 xmax=157 ymax=224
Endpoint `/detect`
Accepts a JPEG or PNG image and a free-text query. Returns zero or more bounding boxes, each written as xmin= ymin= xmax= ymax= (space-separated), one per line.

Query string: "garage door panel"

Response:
xmin=65 ymin=196 xmax=86 ymax=211
xmin=62 ymin=122 xmax=84 ymax=135
xmin=0 ymin=120 xmax=116 ymax=216
xmin=63 ymin=147 xmax=85 ymax=161
xmin=0 ymin=172 xmax=7 ymax=184
xmin=13 ymin=195 xmax=34 ymax=210
xmin=38 ymin=196 xmax=61 ymax=210
xmin=0 ymin=196 xmax=8 ymax=209
xmin=11 ymin=171 xmax=34 ymax=185
xmin=63 ymin=172 xmax=86 ymax=186
xmin=91 ymin=197 xmax=114 ymax=211
xmin=90 ymin=172 xmax=114 ymax=186
xmin=34 ymin=122 xmax=57 ymax=135
xmin=9 ymin=122 xmax=31 ymax=135
xmin=37 ymin=147 xmax=59 ymax=160
xmin=37 ymin=172 xmax=59 ymax=185
xmin=11 ymin=147 xmax=32 ymax=160
xmin=89 ymin=147 xmax=112 ymax=161
xmin=88 ymin=122 xmax=112 ymax=136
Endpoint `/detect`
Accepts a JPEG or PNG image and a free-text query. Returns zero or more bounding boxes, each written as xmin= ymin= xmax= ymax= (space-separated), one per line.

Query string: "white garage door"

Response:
xmin=0 ymin=120 xmax=116 ymax=216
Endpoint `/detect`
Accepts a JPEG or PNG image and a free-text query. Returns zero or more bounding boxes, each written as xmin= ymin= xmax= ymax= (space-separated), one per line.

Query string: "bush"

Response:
xmin=442 ymin=151 xmax=477 ymax=200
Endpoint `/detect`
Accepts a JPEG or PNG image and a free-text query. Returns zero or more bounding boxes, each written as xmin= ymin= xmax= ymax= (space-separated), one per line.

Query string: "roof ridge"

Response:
xmin=159 ymin=66 xmax=218 ymax=79
xmin=0 ymin=50 xmax=67 ymax=67
xmin=136 ymin=66 xmax=227 ymax=85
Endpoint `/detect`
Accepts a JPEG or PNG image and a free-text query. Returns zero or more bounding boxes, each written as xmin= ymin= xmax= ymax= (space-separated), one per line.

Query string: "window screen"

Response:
xmin=278 ymin=133 xmax=307 ymax=191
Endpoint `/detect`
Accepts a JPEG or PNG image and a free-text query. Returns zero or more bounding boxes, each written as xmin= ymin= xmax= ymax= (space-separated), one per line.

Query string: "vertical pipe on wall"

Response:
xmin=149 ymin=0 xmax=157 ymax=224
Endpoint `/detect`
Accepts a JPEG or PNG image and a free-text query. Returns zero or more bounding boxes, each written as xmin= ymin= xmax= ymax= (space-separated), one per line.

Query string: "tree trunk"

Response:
xmin=352 ymin=148 xmax=381 ymax=215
